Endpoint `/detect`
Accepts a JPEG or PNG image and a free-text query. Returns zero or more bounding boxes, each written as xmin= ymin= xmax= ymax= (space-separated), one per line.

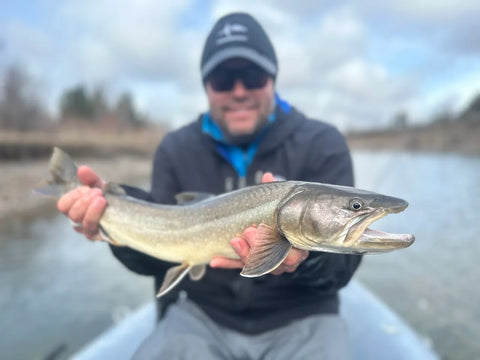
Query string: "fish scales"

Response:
xmin=100 ymin=182 xmax=298 ymax=263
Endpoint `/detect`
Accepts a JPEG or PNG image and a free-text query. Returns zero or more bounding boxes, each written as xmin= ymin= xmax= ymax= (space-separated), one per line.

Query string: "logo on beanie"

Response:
xmin=216 ymin=23 xmax=248 ymax=45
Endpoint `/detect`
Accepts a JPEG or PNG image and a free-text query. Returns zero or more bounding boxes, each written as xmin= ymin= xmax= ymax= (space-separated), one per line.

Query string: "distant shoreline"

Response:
xmin=0 ymin=155 xmax=152 ymax=224
xmin=346 ymin=121 xmax=480 ymax=155
xmin=0 ymin=128 xmax=161 ymax=222
xmin=1 ymin=122 xmax=478 ymax=222
xmin=0 ymin=127 xmax=164 ymax=160
xmin=2 ymin=120 xmax=479 ymax=162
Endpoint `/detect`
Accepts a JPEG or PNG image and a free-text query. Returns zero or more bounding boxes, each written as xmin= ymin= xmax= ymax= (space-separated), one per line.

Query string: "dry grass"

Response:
xmin=347 ymin=121 xmax=480 ymax=155
xmin=0 ymin=155 xmax=152 ymax=223
xmin=2 ymin=120 xmax=478 ymax=222
xmin=0 ymin=125 xmax=166 ymax=160
xmin=0 ymin=126 xmax=163 ymax=221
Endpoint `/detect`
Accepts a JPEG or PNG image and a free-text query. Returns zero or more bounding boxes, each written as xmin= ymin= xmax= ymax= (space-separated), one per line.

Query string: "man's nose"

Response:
xmin=230 ymin=79 xmax=248 ymax=98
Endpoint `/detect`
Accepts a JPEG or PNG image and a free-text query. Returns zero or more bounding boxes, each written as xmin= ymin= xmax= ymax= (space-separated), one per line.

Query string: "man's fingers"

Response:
xmin=283 ymin=248 xmax=309 ymax=267
xmin=271 ymin=265 xmax=286 ymax=275
xmin=78 ymin=166 xmax=105 ymax=188
xmin=66 ymin=189 xmax=99 ymax=223
xmin=55 ymin=172 xmax=107 ymax=242
xmin=261 ymin=172 xmax=275 ymax=183
xmin=57 ymin=186 xmax=106 ymax=240
xmin=242 ymin=227 xmax=257 ymax=248
xmin=211 ymin=230 xmax=255 ymax=269
xmin=230 ymin=237 xmax=251 ymax=263
xmin=57 ymin=186 xmax=88 ymax=214
xmin=270 ymin=249 xmax=309 ymax=275
xmin=271 ymin=264 xmax=298 ymax=275
xmin=210 ymin=257 xmax=244 ymax=269
xmin=83 ymin=196 xmax=107 ymax=238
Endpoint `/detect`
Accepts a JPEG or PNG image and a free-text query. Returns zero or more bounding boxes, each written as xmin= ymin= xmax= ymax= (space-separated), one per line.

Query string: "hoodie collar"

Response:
xmin=200 ymin=93 xmax=302 ymax=176
xmin=201 ymin=93 xmax=283 ymax=144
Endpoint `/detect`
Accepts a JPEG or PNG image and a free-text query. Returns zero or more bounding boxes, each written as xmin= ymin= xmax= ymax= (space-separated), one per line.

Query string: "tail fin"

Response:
xmin=34 ymin=147 xmax=80 ymax=198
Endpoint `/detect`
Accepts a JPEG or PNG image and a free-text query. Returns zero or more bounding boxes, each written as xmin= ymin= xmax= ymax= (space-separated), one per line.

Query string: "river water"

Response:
xmin=352 ymin=151 xmax=480 ymax=360
xmin=0 ymin=151 xmax=479 ymax=360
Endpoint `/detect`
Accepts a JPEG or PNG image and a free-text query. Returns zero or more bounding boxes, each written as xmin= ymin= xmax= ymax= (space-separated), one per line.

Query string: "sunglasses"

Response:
xmin=206 ymin=65 xmax=269 ymax=92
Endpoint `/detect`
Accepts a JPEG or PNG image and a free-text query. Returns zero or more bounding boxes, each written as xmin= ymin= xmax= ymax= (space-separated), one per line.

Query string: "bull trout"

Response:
xmin=36 ymin=147 xmax=415 ymax=297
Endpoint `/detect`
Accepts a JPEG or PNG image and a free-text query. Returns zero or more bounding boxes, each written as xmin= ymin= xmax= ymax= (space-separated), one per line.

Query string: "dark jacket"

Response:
xmin=110 ymin=103 xmax=362 ymax=334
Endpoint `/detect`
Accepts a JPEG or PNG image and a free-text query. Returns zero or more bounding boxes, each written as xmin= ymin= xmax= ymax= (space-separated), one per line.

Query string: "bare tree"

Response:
xmin=91 ymin=86 xmax=109 ymax=121
xmin=0 ymin=65 xmax=48 ymax=131
xmin=459 ymin=93 xmax=480 ymax=123
xmin=59 ymin=85 xmax=94 ymax=121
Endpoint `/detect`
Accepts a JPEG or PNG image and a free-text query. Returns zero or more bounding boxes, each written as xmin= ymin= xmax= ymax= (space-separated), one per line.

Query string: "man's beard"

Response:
xmin=215 ymin=97 xmax=275 ymax=146
xmin=217 ymin=116 xmax=270 ymax=146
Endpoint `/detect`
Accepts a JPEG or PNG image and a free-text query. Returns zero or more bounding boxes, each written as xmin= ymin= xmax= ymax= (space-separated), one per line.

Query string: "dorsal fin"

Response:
xmin=175 ymin=192 xmax=214 ymax=205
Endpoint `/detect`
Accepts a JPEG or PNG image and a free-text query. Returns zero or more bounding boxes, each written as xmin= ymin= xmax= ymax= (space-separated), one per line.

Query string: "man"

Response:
xmin=58 ymin=12 xmax=361 ymax=359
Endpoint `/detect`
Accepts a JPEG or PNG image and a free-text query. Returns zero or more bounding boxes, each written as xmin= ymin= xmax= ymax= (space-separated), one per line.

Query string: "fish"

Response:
xmin=35 ymin=147 xmax=415 ymax=297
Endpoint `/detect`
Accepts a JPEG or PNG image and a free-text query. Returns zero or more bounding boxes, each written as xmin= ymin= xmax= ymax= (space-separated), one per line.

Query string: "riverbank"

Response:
xmin=0 ymin=127 xmax=162 ymax=222
xmin=0 ymin=127 xmax=164 ymax=160
xmin=2 ymin=119 xmax=479 ymax=221
xmin=346 ymin=121 xmax=480 ymax=155
xmin=0 ymin=155 xmax=152 ymax=223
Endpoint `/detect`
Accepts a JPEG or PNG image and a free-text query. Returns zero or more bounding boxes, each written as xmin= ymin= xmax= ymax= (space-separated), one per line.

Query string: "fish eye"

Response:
xmin=349 ymin=199 xmax=364 ymax=211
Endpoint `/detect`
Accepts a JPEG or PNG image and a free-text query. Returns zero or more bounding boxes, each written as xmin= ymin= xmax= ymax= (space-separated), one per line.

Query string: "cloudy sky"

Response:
xmin=1 ymin=0 xmax=479 ymax=131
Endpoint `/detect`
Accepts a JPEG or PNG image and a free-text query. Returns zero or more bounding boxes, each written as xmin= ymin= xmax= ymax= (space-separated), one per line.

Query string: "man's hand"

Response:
xmin=210 ymin=172 xmax=309 ymax=275
xmin=57 ymin=166 xmax=107 ymax=241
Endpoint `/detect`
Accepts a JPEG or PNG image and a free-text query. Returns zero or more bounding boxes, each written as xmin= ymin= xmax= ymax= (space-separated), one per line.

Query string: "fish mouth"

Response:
xmin=345 ymin=205 xmax=415 ymax=253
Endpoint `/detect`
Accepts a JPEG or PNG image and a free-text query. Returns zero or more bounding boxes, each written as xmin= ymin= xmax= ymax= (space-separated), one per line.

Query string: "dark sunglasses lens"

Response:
xmin=207 ymin=70 xmax=234 ymax=92
xmin=207 ymin=66 xmax=269 ymax=92
xmin=242 ymin=67 xmax=268 ymax=89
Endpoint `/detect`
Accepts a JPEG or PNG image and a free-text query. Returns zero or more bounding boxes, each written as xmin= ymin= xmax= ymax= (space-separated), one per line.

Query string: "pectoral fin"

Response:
xmin=156 ymin=263 xmax=192 ymax=298
xmin=241 ymin=223 xmax=292 ymax=277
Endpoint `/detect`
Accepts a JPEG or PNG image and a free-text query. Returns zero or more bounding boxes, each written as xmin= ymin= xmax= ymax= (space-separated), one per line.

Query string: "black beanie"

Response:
xmin=200 ymin=13 xmax=278 ymax=80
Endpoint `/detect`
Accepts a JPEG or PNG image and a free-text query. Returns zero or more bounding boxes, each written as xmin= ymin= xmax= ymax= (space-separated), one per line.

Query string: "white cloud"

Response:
xmin=266 ymin=7 xmax=418 ymax=129
xmin=72 ymin=37 xmax=117 ymax=84
xmin=411 ymin=71 xmax=480 ymax=122
xmin=283 ymin=7 xmax=367 ymax=81
xmin=2 ymin=1 xmax=478 ymax=131
xmin=356 ymin=0 xmax=480 ymax=55
xmin=211 ymin=1 xmax=294 ymax=28
xmin=58 ymin=0 xmax=199 ymax=83
xmin=382 ymin=0 xmax=480 ymax=21
xmin=1 ymin=21 xmax=54 ymax=76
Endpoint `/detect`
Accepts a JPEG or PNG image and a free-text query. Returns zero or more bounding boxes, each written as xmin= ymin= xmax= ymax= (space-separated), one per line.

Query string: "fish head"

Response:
xmin=276 ymin=183 xmax=415 ymax=254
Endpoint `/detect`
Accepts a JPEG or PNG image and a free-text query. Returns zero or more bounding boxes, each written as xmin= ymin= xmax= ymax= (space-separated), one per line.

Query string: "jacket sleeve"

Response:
xmin=295 ymin=125 xmax=362 ymax=290
xmin=108 ymin=139 xmax=180 ymax=276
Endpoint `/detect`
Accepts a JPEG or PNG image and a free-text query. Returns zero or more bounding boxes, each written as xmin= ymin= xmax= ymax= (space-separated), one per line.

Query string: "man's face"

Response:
xmin=205 ymin=58 xmax=275 ymax=137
